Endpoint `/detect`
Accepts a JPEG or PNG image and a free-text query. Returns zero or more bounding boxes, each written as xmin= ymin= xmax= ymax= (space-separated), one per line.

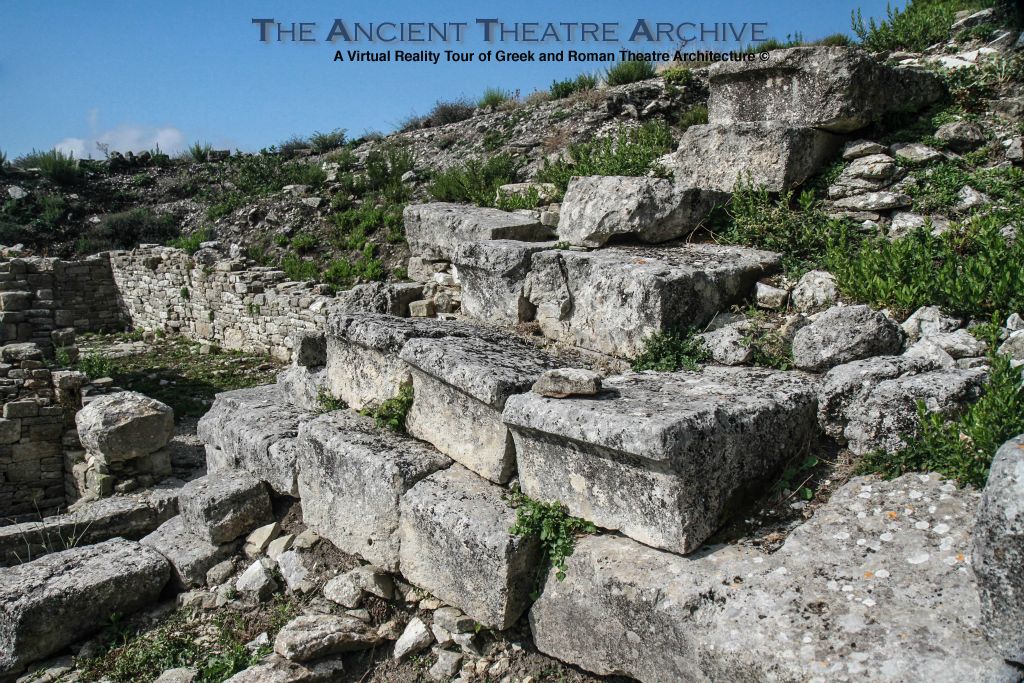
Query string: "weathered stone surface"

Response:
xmin=504 ymin=367 xmax=819 ymax=553
xmin=902 ymin=305 xmax=963 ymax=342
xmin=708 ymin=46 xmax=942 ymax=132
xmin=999 ymin=331 xmax=1024 ymax=361
xmin=197 ymin=385 xmax=313 ymax=496
xmin=296 ymin=411 xmax=449 ymax=570
xmin=844 ymin=368 xmax=987 ymax=455
xmin=696 ymin=321 xmax=753 ymax=366
xmin=843 ymin=140 xmax=887 ymax=159
xmin=400 ymin=336 xmax=557 ymax=482
xmin=530 ymin=473 xmax=1012 ymax=683
xmin=891 ymin=141 xmax=944 ymax=164
xmin=277 ymin=550 xmax=313 ymax=593
xmin=393 ymin=617 xmax=434 ymax=660
xmin=0 ymin=538 xmax=169 ymax=676
xmin=404 ymin=202 xmax=552 ymax=261
xmin=331 ymin=281 xmax=424 ymax=318
xmin=556 ymin=176 xmax=724 ymax=247
xmin=525 ymin=244 xmax=780 ymax=358
xmin=141 ymin=516 xmax=236 ymax=589
xmin=179 ymin=472 xmax=272 ymax=545
xmin=276 ymin=365 xmax=327 ymax=412
xmin=791 ymin=269 xmax=838 ymax=312
xmin=453 ymin=240 xmax=554 ymax=325
xmin=664 ymin=122 xmax=841 ymax=192
xmin=792 ymin=305 xmax=904 ymax=372
xmin=936 ymin=120 xmax=986 ymax=152
xmin=754 ymin=281 xmax=788 ymax=309
xmin=828 ymin=154 xmax=899 ymax=199
xmin=222 ymin=654 xmax=345 ymax=683
xmin=274 ymin=614 xmax=384 ymax=661
xmin=154 ymin=668 xmax=198 ymax=683
xmin=398 ymin=465 xmax=540 ymax=629
xmin=532 ymin=368 xmax=602 ymax=398
xmin=235 ymin=558 xmax=278 ymax=600
xmin=289 ymin=330 xmax=326 ymax=367
xmin=817 ymin=355 xmax=937 ymax=441
xmin=76 ymin=391 xmax=174 ymax=463
xmin=974 ymin=434 xmax=1024 ymax=664
xmin=832 ymin=190 xmax=911 ymax=212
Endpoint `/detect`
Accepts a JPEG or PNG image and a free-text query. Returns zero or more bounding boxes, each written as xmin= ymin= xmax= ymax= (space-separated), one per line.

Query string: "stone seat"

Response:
xmin=404 ymin=202 xmax=554 ymax=262
xmin=503 ymin=367 xmax=819 ymax=553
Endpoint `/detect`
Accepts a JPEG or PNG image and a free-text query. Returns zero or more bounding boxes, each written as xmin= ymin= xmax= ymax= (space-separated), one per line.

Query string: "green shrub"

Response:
xmin=507 ymin=488 xmax=597 ymax=584
xmin=495 ymin=187 xmax=542 ymax=211
xmin=331 ymin=201 xmax=406 ymax=248
xmin=942 ymin=54 xmax=1024 ymax=111
xmin=80 ymin=208 xmax=180 ymax=252
xmin=187 ymin=142 xmax=212 ymax=162
xmin=535 ymin=121 xmax=675 ymax=192
xmin=429 ymin=154 xmax=521 ymax=207
xmin=309 ymin=128 xmax=347 ymax=154
xmin=815 ymin=32 xmax=854 ymax=46
xmin=661 ymin=66 xmax=694 ymax=86
xmin=550 ymin=73 xmax=599 ymax=99
xmin=76 ymin=353 xmax=117 ymax=379
xmin=218 ymin=153 xmax=326 ymax=199
xmin=631 ymin=328 xmax=710 ymax=372
xmin=479 ymin=88 xmax=512 ymax=108
xmin=17 ymin=149 xmax=83 ymax=186
xmin=858 ymin=350 xmax=1024 ymax=488
xmin=315 ymin=389 xmax=347 ymax=412
xmin=605 ymin=59 xmax=657 ymax=86
xmin=280 ymin=253 xmax=319 ymax=281
xmin=852 ymin=0 xmax=990 ymax=52
xmin=289 ymin=232 xmax=317 ymax=253
xmin=402 ymin=99 xmax=476 ymax=131
xmin=167 ymin=227 xmax=212 ymax=254
xmin=676 ymin=104 xmax=709 ymax=131
xmin=321 ymin=245 xmax=386 ymax=291
xmin=0 ymin=149 xmax=6 ymax=169
xmin=825 ymin=212 xmax=1024 ymax=319
xmin=361 ymin=384 xmax=414 ymax=433
xmin=745 ymin=33 xmax=805 ymax=52
xmin=277 ymin=135 xmax=310 ymax=156
xmin=906 ymin=162 xmax=1020 ymax=213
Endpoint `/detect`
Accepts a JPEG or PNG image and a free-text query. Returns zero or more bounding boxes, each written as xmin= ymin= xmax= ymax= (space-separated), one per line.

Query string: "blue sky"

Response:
xmin=1 ymin=0 xmax=903 ymax=159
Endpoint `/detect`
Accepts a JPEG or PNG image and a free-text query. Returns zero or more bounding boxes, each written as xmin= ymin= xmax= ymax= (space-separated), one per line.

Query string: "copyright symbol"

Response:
xmin=760 ymin=52 xmax=769 ymax=61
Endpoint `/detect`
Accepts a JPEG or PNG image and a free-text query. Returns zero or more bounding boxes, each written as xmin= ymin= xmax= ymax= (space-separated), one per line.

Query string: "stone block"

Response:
xmin=404 ymin=202 xmax=553 ymax=261
xmin=400 ymin=336 xmax=557 ymax=483
xmin=296 ymin=411 xmax=450 ymax=570
xmin=453 ymin=239 xmax=555 ymax=326
xmin=399 ymin=465 xmax=540 ymax=630
xmin=76 ymin=391 xmax=174 ymax=463
xmin=141 ymin=516 xmax=237 ymax=589
xmin=276 ymin=365 xmax=327 ymax=412
xmin=504 ymin=367 xmax=819 ymax=553
xmin=178 ymin=472 xmax=272 ymax=545
xmin=0 ymin=538 xmax=168 ymax=676
xmin=524 ymin=244 xmax=780 ymax=358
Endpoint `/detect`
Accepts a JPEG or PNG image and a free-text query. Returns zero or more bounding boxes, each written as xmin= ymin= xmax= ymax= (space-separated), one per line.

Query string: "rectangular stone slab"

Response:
xmin=196 ymin=385 xmax=313 ymax=496
xmin=529 ymin=473 xmax=1012 ymax=682
xmin=0 ymin=538 xmax=169 ymax=676
xmin=141 ymin=515 xmax=237 ymax=589
xmin=404 ymin=202 xmax=553 ymax=261
xmin=453 ymin=240 xmax=555 ymax=325
xmin=663 ymin=122 xmax=841 ymax=193
xmin=503 ymin=367 xmax=819 ymax=553
xmin=524 ymin=244 xmax=781 ymax=358
xmin=295 ymin=411 xmax=450 ymax=571
xmin=400 ymin=336 xmax=558 ymax=483
xmin=398 ymin=465 xmax=540 ymax=630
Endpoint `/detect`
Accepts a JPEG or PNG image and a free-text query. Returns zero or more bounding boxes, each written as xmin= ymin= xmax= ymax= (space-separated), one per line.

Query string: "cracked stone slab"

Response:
xmin=399 ymin=465 xmax=540 ymax=630
xmin=453 ymin=240 xmax=555 ymax=325
xmin=0 ymin=538 xmax=169 ymax=676
xmin=276 ymin=366 xmax=327 ymax=412
xmin=400 ymin=336 xmax=560 ymax=483
xmin=524 ymin=243 xmax=781 ymax=358
xmin=140 ymin=515 xmax=237 ymax=589
xmin=296 ymin=411 xmax=450 ymax=571
xmin=178 ymin=472 xmax=272 ymax=545
xmin=530 ymin=472 xmax=1013 ymax=683
xmin=504 ymin=367 xmax=819 ymax=553
xmin=197 ymin=385 xmax=314 ymax=496
xmin=404 ymin=202 xmax=553 ymax=261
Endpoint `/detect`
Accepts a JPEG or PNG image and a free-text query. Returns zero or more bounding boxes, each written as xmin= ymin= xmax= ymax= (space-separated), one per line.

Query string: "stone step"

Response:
xmin=141 ymin=515 xmax=238 ymax=589
xmin=524 ymin=243 xmax=780 ymax=358
xmin=0 ymin=538 xmax=169 ymax=677
xmin=503 ymin=367 xmax=819 ymax=553
xmin=196 ymin=385 xmax=314 ymax=497
xmin=454 ymin=240 xmax=555 ymax=326
xmin=404 ymin=202 xmax=554 ymax=262
xmin=399 ymin=335 xmax=562 ymax=484
xmin=529 ymin=473 xmax=1012 ymax=682
xmin=295 ymin=411 xmax=450 ymax=571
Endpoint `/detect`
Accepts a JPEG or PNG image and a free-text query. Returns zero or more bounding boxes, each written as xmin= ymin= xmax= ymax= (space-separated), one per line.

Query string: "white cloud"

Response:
xmin=54 ymin=113 xmax=186 ymax=158
xmin=54 ymin=137 xmax=90 ymax=158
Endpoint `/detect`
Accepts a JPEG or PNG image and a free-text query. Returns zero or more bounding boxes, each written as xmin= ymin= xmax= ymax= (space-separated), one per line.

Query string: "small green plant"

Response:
xmin=676 ymin=104 xmax=709 ymax=131
xmin=661 ymin=66 xmax=694 ymax=86
xmin=401 ymin=99 xmax=476 ymax=131
xmin=316 ymin=388 xmax=348 ymax=412
xmin=179 ymin=287 xmax=190 ymax=301
xmin=429 ymin=154 xmax=521 ymax=207
xmin=187 ymin=142 xmax=213 ymax=162
xmin=167 ymin=228 xmax=212 ymax=254
xmin=361 ymin=384 xmax=414 ymax=433
xmin=309 ymin=128 xmax=347 ymax=154
xmin=858 ymin=349 xmax=1024 ymax=488
xmin=479 ymin=88 xmax=512 ymax=108
xmin=745 ymin=33 xmax=805 ymax=52
xmin=631 ymin=328 xmax=710 ymax=372
xmin=16 ymin=148 xmax=83 ymax=186
xmin=774 ymin=454 xmax=821 ymax=501
xmin=273 ymin=233 xmax=289 ymax=247
xmin=76 ymin=353 xmax=116 ymax=379
xmin=815 ymin=32 xmax=854 ymax=46
xmin=605 ymin=59 xmax=657 ymax=86
xmin=289 ymin=232 xmax=317 ymax=253
xmin=549 ymin=73 xmax=599 ymax=99
xmin=280 ymin=253 xmax=319 ymax=282
xmin=507 ymin=488 xmax=596 ymax=583
xmin=247 ymin=302 xmax=260 ymax=316
xmin=495 ymin=186 xmax=542 ymax=211
xmin=852 ymin=0 xmax=991 ymax=52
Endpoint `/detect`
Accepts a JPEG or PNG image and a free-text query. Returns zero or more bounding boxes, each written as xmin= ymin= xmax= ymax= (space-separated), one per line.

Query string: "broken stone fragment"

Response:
xmin=178 ymin=471 xmax=272 ymax=545
xmin=404 ymin=202 xmax=553 ymax=261
xmin=792 ymin=304 xmax=904 ymax=372
xmin=76 ymin=391 xmax=174 ymax=463
xmin=235 ymin=558 xmax=278 ymax=601
xmin=393 ymin=617 xmax=434 ymax=660
xmin=141 ymin=515 xmax=237 ymax=589
xmin=274 ymin=614 xmax=383 ymax=661
xmin=532 ymin=368 xmax=602 ymax=398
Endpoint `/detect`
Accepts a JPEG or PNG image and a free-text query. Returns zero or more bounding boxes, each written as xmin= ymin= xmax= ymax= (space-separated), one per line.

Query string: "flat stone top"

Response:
xmin=327 ymin=312 xmax=503 ymax=354
xmin=405 ymin=202 xmax=542 ymax=231
xmin=0 ymin=537 xmax=167 ymax=593
xmin=399 ymin=336 xmax=561 ymax=408
xmin=708 ymin=45 xmax=867 ymax=78
xmin=503 ymin=367 xmax=818 ymax=463
xmin=454 ymin=240 xmax=558 ymax=271
xmin=545 ymin=243 xmax=781 ymax=278
xmin=403 ymin=464 xmax=517 ymax=540
xmin=299 ymin=410 xmax=451 ymax=475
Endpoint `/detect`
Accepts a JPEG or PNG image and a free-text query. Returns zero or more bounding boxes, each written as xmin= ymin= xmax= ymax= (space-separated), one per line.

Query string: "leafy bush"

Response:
xmin=858 ymin=350 xmax=1024 ymax=488
xmin=331 ymin=202 xmax=405 ymax=249
xmin=479 ymin=88 xmax=512 ymax=108
xmin=402 ymin=99 xmax=476 ymax=131
xmin=187 ymin=142 xmax=212 ymax=162
xmin=906 ymin=162 xmax=1020 ymax=213
xmin=0 ymin=149 xmax=6 ymax=169
xmin=276 ymin=135 xmax=310 ymax=156
xmin=631 ymin=328 xmax=710 ymax=372
xmin=80 ymin=208 xmax=180 ymax=252
xmin=0 ymin=192 xmax=70 ymax=246
xmin=316 ymin=388 xmax=347 ymax=412
xmin=76 ymin=353 xmax=117 ymax=379
xmin=495 ymin=187 xmax=542 ymax=211
xmin=605 ymin=59 xmax=657 ymax=86
xmin=661 ymin=66 xmax=694 ymax=86
xmin=676 ymin=104 xmax=709 ymax=131
xmin=361 ymin=384 xmax=414 ymax=433
xmin=280 ymin=253 xmax=319 ymax=282
xmin=852 ymin=0 xmax=990 ymax=52
xmin=219 ymin=153 xmax=326 ymax=199
xmin=322 ymin=245 xmax=386 ymax=291
xmin=309 ymin=128 xmax=347 ymax=154
xmin=550 ymin=73 xmax=599 ymax=99
xmin=339 ymin=146 xmax=414 ymax=203
xmin=507 ymin=488 xmax=596 ymax=584
xmin=167 ymin=227 xmax=212 ymax=254
xmin=535 ymin=121 xmax=675 ymax=192
xmin=429 ymin=154 xmax=521 ymax=206
xmin=942 ymin=54 xmax=1024 ymax=111
xmin=17 ymin=149 xmax=83 ymax=186
xmin=289 ymin=232 xmax=317 ymax=253
xmin=745 ymin=33 xmax=805 ymax=52
xmin=815 ymin=32 xmax=854 ymax=46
